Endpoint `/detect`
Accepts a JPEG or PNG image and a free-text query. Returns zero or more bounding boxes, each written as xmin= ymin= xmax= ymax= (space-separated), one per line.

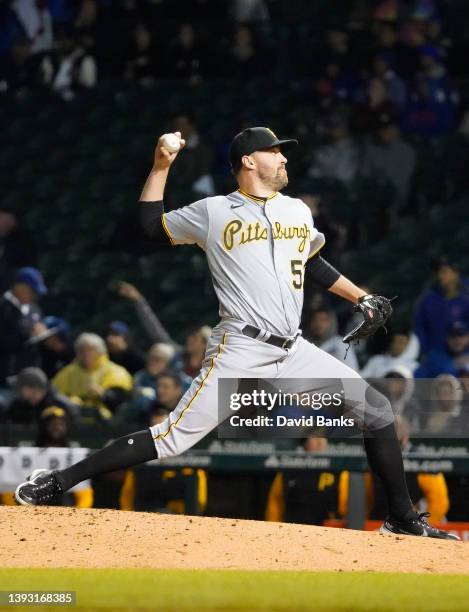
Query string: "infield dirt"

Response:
xmin=1 ymin=506 xmax=467 ymax=573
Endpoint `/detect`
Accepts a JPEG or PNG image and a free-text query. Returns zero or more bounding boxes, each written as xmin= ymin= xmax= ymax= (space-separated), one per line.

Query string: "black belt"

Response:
xmin=242 ymin=325 xmax=297 ymax=350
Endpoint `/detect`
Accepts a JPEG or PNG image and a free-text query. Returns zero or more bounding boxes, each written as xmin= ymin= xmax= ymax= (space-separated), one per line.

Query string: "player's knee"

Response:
xmin=363 ymin=384 xmax=394 ymax=431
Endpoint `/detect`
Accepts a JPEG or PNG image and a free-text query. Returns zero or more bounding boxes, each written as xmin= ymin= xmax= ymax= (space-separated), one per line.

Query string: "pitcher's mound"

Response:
xmin=1 ymin=506 xmax=466 ymax=573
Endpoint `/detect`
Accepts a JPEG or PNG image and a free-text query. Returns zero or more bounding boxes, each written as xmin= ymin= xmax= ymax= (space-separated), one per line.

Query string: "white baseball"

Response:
xmin=161 ymin=133 xmax=181 ymax=153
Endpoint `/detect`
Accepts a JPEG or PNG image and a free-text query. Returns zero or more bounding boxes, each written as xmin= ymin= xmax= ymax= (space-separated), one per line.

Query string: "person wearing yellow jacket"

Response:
xmin=53 ymin=333 xmax=133 ymax=419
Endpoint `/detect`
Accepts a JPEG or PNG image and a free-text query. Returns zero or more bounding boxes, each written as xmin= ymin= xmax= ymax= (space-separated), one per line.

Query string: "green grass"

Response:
xmin=1 ymin=569 xmax=468 ymax=611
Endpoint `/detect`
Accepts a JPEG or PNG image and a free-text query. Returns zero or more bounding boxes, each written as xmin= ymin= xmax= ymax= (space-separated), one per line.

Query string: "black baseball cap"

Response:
xmin=229 ymin=127 xmax=298 ymax=171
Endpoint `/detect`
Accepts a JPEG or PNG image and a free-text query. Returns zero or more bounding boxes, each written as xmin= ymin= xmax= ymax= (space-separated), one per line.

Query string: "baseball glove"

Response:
xmin=343 ymin=294 xmax=393 ymax=344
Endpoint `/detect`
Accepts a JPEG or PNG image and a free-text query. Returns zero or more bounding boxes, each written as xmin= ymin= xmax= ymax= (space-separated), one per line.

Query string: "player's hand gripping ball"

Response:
xmin=342 ymin=294 xmax=393 ymax=343
xmin=154 ymin=132 xmax=185 ymax=170
xmin=160 ymin=133 xmax=182 ymax=153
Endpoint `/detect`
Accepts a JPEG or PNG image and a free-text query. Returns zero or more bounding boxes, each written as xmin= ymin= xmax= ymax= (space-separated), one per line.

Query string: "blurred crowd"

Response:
xmin=1 ymin=0 xmax=468 ymax=524
xmin=1 ymin=0 xmax=468 ymax=124
xmin=0 ymin=250 xmax=468 ymax=435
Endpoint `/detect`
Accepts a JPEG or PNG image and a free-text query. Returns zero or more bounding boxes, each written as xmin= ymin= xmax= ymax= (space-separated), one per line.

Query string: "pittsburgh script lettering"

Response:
xmin=223 ymin=220 xmax=310 ymax=252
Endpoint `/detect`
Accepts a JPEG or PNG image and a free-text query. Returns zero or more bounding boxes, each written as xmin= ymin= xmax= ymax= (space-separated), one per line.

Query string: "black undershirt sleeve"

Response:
xmin=139 ymin=200 xmax=172 ymax=246
xmin=305 ymin=252 xmax=341 ymax=289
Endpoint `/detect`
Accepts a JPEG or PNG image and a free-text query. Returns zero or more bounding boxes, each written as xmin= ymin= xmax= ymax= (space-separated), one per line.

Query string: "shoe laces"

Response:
xmin=35 ymin=474 xmax=59 ymax=501
xmin=416 ymin=512 xmax=431 ymax=526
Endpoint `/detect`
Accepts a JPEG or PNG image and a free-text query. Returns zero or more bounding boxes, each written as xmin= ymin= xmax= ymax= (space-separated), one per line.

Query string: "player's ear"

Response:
xmin=242 ymin=154 xmax=256 ymax=171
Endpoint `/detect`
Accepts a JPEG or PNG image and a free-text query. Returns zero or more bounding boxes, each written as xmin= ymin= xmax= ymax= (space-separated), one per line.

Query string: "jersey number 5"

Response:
xmin=291 ymin=260 xmax=304 ymax=289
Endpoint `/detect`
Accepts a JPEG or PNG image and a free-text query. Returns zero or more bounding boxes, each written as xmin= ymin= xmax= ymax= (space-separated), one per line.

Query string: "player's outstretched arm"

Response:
xmin=305 ymin=252 xmax=366 ymax=304
xmin=328 ymin=275 xmax=367 ymax=304
xmin=139 ymin=132 xmax=185 ymax=201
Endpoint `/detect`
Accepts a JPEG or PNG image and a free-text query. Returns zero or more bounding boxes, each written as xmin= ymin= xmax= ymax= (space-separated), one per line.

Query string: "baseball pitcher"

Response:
xmin=16 ymin=128 xmax=458 ymax=539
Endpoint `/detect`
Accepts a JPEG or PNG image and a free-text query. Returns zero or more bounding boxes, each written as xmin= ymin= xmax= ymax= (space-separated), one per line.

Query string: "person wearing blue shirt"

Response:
xmin=415 ymin=258 xmax=469 ymax=355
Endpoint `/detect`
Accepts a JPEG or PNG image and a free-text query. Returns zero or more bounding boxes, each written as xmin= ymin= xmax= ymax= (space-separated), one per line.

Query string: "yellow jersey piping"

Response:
xmin=307 ymin=242 xmax=326 ymax=260
xmin=153 ymin=332 xmax=227 ymax=441
xmin=237 ymin=189 xmax=278 ymax=204
xmin=161 ymin=213 xmax=176 ymax=246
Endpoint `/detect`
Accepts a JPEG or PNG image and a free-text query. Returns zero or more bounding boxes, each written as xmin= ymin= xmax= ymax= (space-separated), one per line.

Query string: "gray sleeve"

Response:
xmin=133 ymin=298 xmax=182 ymax=352
xmin=162 ymin=198 xmax=209 ymax=249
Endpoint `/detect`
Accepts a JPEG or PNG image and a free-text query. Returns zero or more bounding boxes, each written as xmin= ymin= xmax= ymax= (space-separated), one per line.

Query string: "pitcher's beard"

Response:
xmin=260 ymin=168 xmax=288 ymax=192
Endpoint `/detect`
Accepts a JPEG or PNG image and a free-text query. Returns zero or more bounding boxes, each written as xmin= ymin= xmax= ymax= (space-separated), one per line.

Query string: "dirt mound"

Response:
xmin=1 ymin=506 xmax=466 ymax=574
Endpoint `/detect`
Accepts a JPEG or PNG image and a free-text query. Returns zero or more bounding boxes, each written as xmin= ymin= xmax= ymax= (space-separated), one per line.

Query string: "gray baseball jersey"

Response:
xmin=150 ymin=189 xmax=392 ymax=458
xmin=162 ymin=189 xmax=325 ymax=336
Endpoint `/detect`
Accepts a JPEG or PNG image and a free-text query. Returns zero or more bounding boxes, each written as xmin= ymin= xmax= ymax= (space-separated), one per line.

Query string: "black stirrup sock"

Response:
xmin=363 ymin=422 xmax=414 ymax=520
xmin=55 ymin=429 xmax=158 ymax=492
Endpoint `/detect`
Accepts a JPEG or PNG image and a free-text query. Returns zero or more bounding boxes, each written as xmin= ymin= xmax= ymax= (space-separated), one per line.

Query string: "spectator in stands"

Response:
xmin=47 ymin=0 xmax=78 ymax=26
xmin=361 ymin=329 xmax=420 ymax=378
xmin=39 ymin=315 xmax=74 ymax=378
xmin=415 ymin=257 xmax=469 ymax=355
xmin=425 ymin=17 xmax=451 ymax=61
xmin=370 ymin=52 xmax=407 ymax=108
xmin=177 ymin=326 xmax=212 ymax=378
xmin=104 ymin=321 xmax=144 ymax=375
xmin=303 ymin=308 xmax=358 ymax=371
xmin=74 ymin=0 xmax=97 ymax=33
xmin=415 ymin=322 xmax=469 ymax=379
xmin=0 ymin=405 xmax=93 ymax=507
xmin=40 ymin=26 xmax=97 ymax=100
xmin=0 ymin=267 xmax=48 ymax=385
xmin=152 ymin=371 xmax=183 ymax=413
xmin=0 ymin=1 xmax=24 ymax=71
xmin=12 ymin=0 xmax=53 ymax=56
xmin=229 ymin=24 xmax=264 ymax=80
xmin=0 ymin=206 xmax=36 ymax=293
xmin=308 ymin=110 xmax=359 ymax=185
xmin=129 ymin=343 xmax=191 ymax=421
xmin=35 ymin=406 xmax=93 ymax=507
xmin=352 ymin=74 xmax=399 ymax=133
xmin=373 ymin=21 xmax=402 ymax=69
xmin=232 ymin=0 xmax=270 ymax=23
xmin=52 ymin=332 xmax=132 ymax=419
xmin=124 ymin=21 xmax=157 ymax=85
xmin=380 ymin=366 xmax=417 ymax=425
xmin=117 ymin=281 xmax=178 ymax=348
xmin=421 ymin=374 xmax=465 ymax=435
xmin=169 ymin=112 xmax=215 ymax=198
xmin=318 ymin=27 xmax=353 ymax=74
xmin=7 ymin=366 xmax=79 ymax=424
xmin=298 ymin=193 xmax=347 ymax=264
xmin=399 ymin=18 xmax=428 ymax=77
xmin=169 ymin=22 xmax=204 ymax=84
xmin=0 ymin=34 xmax=39 ymax=98
xmin=361 ymin=110 xmax=416 ymax=220
xmin=35 ymin=405 xmax=70 ymax=446
xmin=403 ymin=45 xmax=459 ymax=139
xmin=133 ymin=343 xmax=176 ymax=409
xmin=440 ymin=108 xmax=469 ymax=200
xmin=313 ymin=61 xmax=357 ymax=111
xmin=266 ymin=437 xmax=340 ymax=525
xmin=117 ymin=280 xmax=211 ymax=377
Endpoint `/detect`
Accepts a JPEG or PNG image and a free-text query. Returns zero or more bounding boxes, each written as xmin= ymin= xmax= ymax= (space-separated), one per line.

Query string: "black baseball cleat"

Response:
xmin=15 ymin=469 xmax=63 ymax=506
xmin=380 ymin=512 xmax=460 ymax=540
